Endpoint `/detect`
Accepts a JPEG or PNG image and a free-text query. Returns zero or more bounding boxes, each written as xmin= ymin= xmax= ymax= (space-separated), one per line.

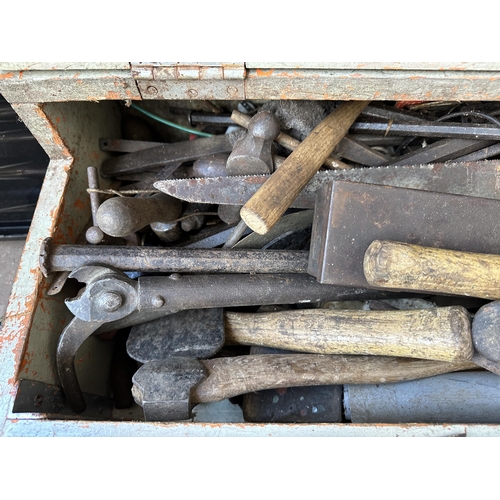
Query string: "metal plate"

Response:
xmin=309 ymin=180 xmax=500 ymax=287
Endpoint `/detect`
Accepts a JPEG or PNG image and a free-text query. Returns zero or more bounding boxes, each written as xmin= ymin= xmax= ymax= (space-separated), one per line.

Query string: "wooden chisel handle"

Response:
xmin=223 ymin=307 xmax=473 ymax=362
xmin=240 ymin=101 xmax=370 ymax=234
xmin=230 ymin=110 xmax=350 ymax=170
xmin=192 ymin=354 xmax=475 ymax=403
xmin=364 ymin=240 xmax=500 ymax=300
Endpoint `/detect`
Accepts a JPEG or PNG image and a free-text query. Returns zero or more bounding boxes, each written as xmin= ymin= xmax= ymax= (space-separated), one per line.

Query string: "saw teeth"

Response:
xmin=155 ymin=174 xmax=271 ymax=185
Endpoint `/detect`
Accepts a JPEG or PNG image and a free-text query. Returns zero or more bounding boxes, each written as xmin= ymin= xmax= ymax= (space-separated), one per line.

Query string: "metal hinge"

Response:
xmin=131 ymin=62 xmax=245 ymax=80
xmin=131 ymin=62 xmax=246 ymax=100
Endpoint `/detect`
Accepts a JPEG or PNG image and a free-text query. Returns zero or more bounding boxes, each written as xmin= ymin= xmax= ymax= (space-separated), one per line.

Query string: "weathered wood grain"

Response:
xmin=193 ymin=354 xmax=475 ymax=403
xmin=364 ymin=240 xmax=500 ymax=299
xmin=224 ymin=307 xmax=473 ymax=362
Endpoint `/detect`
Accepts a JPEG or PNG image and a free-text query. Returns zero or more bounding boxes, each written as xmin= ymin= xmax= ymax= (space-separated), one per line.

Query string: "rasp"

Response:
xmin=154 ymin=160 xmax=500 ymax=208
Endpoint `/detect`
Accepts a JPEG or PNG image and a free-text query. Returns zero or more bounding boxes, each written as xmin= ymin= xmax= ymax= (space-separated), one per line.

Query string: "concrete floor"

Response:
xmin=0 ymin=239 xmax=25 ymax=323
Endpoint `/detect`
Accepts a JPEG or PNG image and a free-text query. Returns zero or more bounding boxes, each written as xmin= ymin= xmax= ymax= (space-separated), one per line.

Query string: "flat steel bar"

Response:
xmin=335 ymin=136 xmax=389 ymax=166
xmin=350 ymin=121 xmax=500 ymax=140
xmin=386 ymin=138 xmax=495 ymax=166
xmin=100 ymin=133 xmax=236 ymax=177
xmin=452 ymin=142 xmax=500 ymax=162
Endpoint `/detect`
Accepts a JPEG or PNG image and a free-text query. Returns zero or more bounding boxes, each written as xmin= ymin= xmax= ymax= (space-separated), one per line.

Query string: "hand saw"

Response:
xmin=154 ymin=160 xmax=500 ymax=208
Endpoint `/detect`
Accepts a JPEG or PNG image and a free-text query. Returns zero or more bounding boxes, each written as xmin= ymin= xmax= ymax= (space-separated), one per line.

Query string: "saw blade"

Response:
xmin=154 ymin=160 xmax=500 ymax=208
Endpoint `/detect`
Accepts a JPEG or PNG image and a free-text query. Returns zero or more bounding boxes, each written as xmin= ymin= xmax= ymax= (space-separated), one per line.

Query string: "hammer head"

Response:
xmin=126 ymin=308 xmax=225 ymax=363
xmin=132 ymin=358 xmax=207 ymax=421
xmin=226 ymin=110 xmax=280 ymax=175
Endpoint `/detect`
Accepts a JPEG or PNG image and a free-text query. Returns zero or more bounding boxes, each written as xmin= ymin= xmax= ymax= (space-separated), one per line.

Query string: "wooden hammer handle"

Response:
xmin=364 ymin=240 xmax=500 ymax=300
xmin=193 ymin=354 xmax=475 ymax=403
xmin=230 ymin=110 xmax=350 ymax=170
xmin=223 ymin=307 xmax=473 ymax=363
xmin=240 ymin=101 xmax=369 ymax=234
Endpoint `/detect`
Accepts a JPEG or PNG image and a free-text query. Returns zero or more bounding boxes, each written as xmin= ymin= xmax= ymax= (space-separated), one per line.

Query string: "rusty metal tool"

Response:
xmin=452 ymin=142 xmax=500 ymax=162
xmin=39 ymin=237 xmax=310 ymax=276
xmin=385 ymin=138 xmax=496 ymax=166
xmin=56 ymin=264 xmax=407 ymax=413
xmin=226 ymin=110 xmax=281 ymax=175
xmin=126 ymin=304 xmax=473 ymax=363
xmin=154 ymin=160 xmax=500 ymax=208
xmin=334 ymin=136 xmax=390 ymax=166
xmin=230 ymin=109 xmax=349 ymax=170
xmin=84 ymin=167 xmax=141 ymax=246
xmin=100 ymin=131 xmax=242 ymax=177
xmin=174 ymin=222 xmax=250 ymax=249
xmin=308 ymin=179 xmax=500 ymax=288
xmin=131 ymin=355 xmax=474 ymax=421
xmin=350 ymin=120 xmax=500 ymax=140
xmin=240 ymin=101 xmax=369 ymax=235
xmin=95 ymin=193 xmax=182 ymax=238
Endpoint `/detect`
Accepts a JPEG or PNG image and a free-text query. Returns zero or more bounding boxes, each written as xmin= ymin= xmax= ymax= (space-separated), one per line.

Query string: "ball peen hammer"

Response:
xmin=240 ymin=101 xmax=369 ymax=234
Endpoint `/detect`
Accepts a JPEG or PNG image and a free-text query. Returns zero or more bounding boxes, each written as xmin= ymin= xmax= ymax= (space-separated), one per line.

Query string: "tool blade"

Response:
xmin=154 ymin=160 xmax=500 ymax=207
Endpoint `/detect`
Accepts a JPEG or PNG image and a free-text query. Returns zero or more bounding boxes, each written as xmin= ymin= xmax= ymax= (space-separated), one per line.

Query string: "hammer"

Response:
xmin=363 ymin=240 xmax=500 ymax=375
xmin=95 ymin=193 xmax=182 ymax=238
xmin=126 ymin=306 xmax=474 ymax=364
xmin=131 ymin=354 xmax=475 ymax=421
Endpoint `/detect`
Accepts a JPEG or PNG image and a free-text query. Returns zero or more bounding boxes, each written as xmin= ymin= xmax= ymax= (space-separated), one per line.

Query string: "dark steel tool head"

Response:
xmin=471 ymin=301 xmax=500 ymax=375
xmin=226 ymin=110 xmax=281 ymax=175
xmin=127 ymin=308 xmax=225 ymax=362
xmin=57 ymin=265 xmax=138 ymax=413
xmin=131 ymin=358 xmax=207 ymax=421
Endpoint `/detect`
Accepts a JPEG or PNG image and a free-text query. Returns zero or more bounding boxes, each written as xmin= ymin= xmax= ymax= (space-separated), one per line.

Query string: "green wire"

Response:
xmin=129 ymin=102 xmax=213 ymax=138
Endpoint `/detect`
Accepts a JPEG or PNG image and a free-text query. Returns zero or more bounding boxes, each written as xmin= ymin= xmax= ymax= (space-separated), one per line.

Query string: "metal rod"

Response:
xmin=351 ymin=121 xmax=500 ymax=140
xmin=39 ymin=238 xmax=310 ymax=276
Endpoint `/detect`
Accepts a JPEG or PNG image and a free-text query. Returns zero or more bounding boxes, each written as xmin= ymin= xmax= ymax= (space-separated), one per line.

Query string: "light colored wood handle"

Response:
xmin=240 ymin=101 xmax=369 ymax=234
xmin=193 ymin=354 xmax=475 ymax=403
xmin=364 ymin=240 xmax=500 ymax=300
xmin=224 ymin=307 xmax=473 ymax=362
xmin=230 ymin=110 xmax=350 ymax=170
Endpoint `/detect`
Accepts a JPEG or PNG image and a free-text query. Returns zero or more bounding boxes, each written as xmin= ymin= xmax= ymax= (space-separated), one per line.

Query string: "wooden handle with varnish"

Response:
xmin=240 ymin=101 xmax=369 ymax=234
xmin=223 ymin=307 xmax=473 ymax=363
xmin=192 ymin=354 xmax=475 ymax=403
xmin=364 ymin=239 xmax=500 ymax=300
